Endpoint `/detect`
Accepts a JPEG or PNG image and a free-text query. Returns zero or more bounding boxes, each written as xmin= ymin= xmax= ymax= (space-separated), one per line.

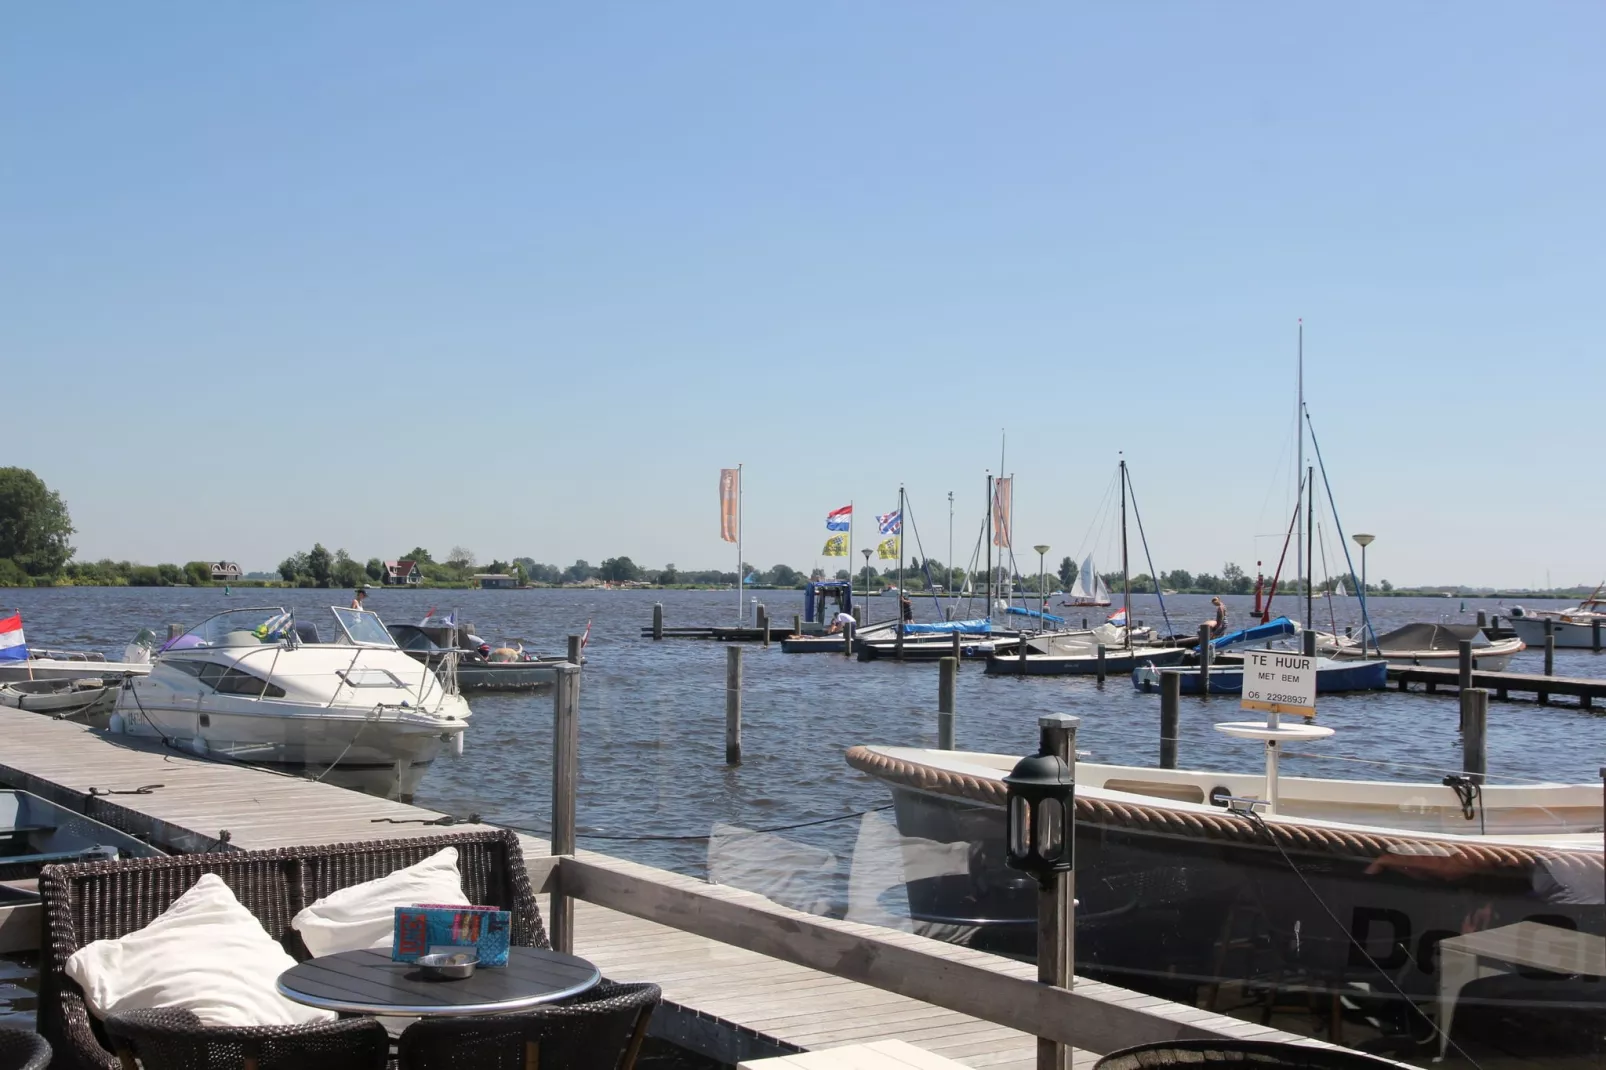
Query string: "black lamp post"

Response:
xmin=1004 ymin=714 xmax=1078 ymax=1070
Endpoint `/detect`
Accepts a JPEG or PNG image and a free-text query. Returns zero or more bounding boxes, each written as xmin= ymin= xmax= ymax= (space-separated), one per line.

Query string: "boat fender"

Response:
xmin=451 ymin=732 xmax=464 ymax=758
xmin=108 ymin=713 xmax=125 ymax=734
xmin=1208 ymin=786 xmax=1233 ymax=808
xmin=189 ymin=737 xmax=209 ymax=757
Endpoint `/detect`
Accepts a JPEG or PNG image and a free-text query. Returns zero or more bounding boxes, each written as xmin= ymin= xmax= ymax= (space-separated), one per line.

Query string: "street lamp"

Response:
xmin=1003 ymin=722 xmax=1076 ymax=884
xmin=1352 ymin=534 xmax=1375 ymax=656
xmin=1034 ymin=544 xmax=1050 ymax=628
xmin=861 ymin=548 xmax=873 ymax=609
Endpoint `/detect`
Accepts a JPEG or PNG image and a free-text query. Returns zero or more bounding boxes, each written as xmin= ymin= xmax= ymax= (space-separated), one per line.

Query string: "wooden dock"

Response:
xmin=1387 ymin=665 xmax=1606 ymax=708
xmin=0 ymin=708 xmax=1346 ymax=1068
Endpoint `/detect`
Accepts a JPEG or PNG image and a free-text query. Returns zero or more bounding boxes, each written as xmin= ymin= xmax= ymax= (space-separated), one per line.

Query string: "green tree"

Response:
xmin=511 ymin=561 xmax=527 ymax=586
xmin=598 ymin=556 xmax=641 ymax=583
xmin=659 ymin=563 xmax=678 ymax=585
xmin=766 ymin=563 xmax=802 ymax=587
xmin=332 ymin=549 xmax=366 ymax=589
xmin=403 ymin=547 xmax=435 ymax=565
xmin=1222 ymin=563 xmax=1251 ymax=595
xmin=1162 ymin=569 xmax=1193 ymax=591
xmin=446 ymin=546 xmax=476 ymax=570
xmin=562 ymin=559 xmax=595 ymax=584
xmin=0 ymin=468 xmax=75 ymax=576
xmin=278 ymin=552 xmax=309 ymax=583
xmin=365 ymin=558 xmax=384 ymax=581
xmin=1057 ymin=556 xmax=1078 ymax=591
xmin=303 ymin=544 xmax=333 ymax=587
xmin=1379 ymin=579 xmax=1394 ymax=593
xmin=183 ymin=561 xmax=213 ymax=586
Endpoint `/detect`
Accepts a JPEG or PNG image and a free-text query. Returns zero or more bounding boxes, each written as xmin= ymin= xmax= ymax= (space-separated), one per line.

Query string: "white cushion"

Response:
xmin=65 ymin=873 xmax=336 ymax=1027
xmin=291 ymin=847 xmax=468 ymax=958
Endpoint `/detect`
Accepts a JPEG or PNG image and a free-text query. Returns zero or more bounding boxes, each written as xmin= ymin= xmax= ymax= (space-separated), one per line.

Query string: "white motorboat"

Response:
xmin=1316 ymin=622 xmax=1525 ymax=670
xmin=112 ymin=606 xmax=470 ymax=800
xmin=1507 ymin=596 xmax=1606 ymax=650
xmin=0 ymin=678 xmax=119 ymax=726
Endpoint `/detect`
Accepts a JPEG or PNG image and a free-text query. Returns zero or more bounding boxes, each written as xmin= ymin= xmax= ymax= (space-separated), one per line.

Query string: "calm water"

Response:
xmin=4 ymin=586 xmax=1604 ymax=878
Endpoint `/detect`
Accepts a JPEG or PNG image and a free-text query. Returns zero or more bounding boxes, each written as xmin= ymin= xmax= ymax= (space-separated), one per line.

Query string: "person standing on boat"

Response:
xmin=901 ymin=594 xmax=914 ymax=623
xmin=351 ymin=589 xmax=368 ymax=611
xmin=1207 ymin=596 xmax=1227 ymax=636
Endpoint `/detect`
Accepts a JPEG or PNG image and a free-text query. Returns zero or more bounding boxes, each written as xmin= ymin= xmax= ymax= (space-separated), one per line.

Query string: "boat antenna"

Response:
xmin=1296 ymin=319 xmax=1304 ymax=604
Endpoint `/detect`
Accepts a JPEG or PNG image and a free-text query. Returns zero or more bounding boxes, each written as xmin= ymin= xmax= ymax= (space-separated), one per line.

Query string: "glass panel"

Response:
xmin=1035 ymin=798 xmax=1064 ymax=862
xmin=331 ymin=607 xmax=397 ymax=647
xmin=1008 ymin=796 xmax=1031 ymax=860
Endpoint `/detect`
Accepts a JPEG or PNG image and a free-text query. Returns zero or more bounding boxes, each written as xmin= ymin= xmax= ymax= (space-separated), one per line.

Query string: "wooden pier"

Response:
xmin=1387 ymin=665 xmax=1606 ymax=708
xmin=0 ymin=708 xmax=1364 ymax=1068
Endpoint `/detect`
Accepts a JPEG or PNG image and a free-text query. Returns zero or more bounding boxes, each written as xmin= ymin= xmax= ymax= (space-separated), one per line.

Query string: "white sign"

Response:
xmin=1240 ymin=650 xmax=1317 ymax=719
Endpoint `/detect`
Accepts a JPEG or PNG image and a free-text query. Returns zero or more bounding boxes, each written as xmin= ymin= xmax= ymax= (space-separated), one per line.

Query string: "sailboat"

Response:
xmin=1061 ymin=555 xmax=1112 ymax=607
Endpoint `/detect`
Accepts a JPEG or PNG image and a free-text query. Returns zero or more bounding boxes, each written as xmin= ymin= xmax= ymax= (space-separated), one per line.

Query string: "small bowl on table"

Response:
xmin=417 ymin=952 xmax=479 ymax=980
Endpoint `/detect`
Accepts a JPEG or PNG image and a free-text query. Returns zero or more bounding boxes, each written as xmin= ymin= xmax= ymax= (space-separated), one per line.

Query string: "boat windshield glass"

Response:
xmin=331 ymin=607 xmax=397 ymax=648
xmin=167 ymin=608 xmax=293 ymax=649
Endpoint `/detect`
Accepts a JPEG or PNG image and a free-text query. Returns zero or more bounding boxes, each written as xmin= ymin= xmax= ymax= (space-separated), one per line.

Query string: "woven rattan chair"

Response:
xmin=0 ymin=1027 xmax=51 ymax=1070
xmin=104 ymin=1009 xmax=390 ymax=1070
xmin=38 ymin=829 xmax=543 ymax=1070
xmin=396 ymin=981 xmax=661 ymax=1070
xmin=1093 ymin=1039 xmax=1404 ymax=1069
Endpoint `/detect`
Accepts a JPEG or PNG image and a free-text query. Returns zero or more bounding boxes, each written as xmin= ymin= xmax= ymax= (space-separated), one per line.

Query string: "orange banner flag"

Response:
xmin=719 ymin=468 xmax=740 ymax=543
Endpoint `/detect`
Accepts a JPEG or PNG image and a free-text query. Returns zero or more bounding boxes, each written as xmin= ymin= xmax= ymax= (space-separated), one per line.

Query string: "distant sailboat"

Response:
xmin=1061 ymin=554 xmax=1112 ymax=607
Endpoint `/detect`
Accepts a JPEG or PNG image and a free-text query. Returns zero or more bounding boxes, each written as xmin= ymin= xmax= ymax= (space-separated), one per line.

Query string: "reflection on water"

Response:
xmin=0 ymin=954 xmax=38 ymax=1030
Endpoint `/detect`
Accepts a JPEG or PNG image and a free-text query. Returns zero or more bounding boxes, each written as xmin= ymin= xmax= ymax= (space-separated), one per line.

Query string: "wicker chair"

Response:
xmin=396 ymin=981 xmax=661 ymax=1070
xmin=38 ymin=829 xmax=544 ymax=1070
xmin=0 ymin=1028 xmax=51 ymax=1070
xmin=1093 ymin=1039 xmax=1405 ymax=1069
xmin=104 ymin=1009 xmax=390 ymax=1070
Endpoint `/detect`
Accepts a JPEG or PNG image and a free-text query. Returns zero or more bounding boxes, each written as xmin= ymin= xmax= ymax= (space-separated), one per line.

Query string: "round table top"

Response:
xmin=277 ymin=947 xmax=601 ymax=1017
xmin=1214 ymin=720 xmax=1335 ymax=742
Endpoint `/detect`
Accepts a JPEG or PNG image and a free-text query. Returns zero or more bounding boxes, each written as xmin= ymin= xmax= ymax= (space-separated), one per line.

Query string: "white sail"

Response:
xmin=1072 ymin=555 xmax=1098 ymax=600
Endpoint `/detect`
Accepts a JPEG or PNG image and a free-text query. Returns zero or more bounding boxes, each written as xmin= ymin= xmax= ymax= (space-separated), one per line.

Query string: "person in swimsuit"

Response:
xmin=1208 ymin=596 xmax=1227 ymax=636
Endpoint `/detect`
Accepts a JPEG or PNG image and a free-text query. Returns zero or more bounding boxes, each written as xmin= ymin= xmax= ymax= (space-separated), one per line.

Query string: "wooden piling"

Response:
xmin=757 ymin=603 xmax=769 ymax=648
xmin=1095 ymin=644 xmax=1107 ymax=685
xmin=792 ymin=613 xmax=802 ymax=637
xmin=550 ymin=662 xmax=580 ymax=953
xmin=1197 ymin=626 xmax=1212 ymax=699
xmin=1037 ymin=714 xmax=1079 ymax=1070
xmin=1458 ymin=639 xmax=1473 ymax=693
xmin=1018 ymin=633 xmax=1029 ymax=674
xmin=1594 ymin=618 xmax=1602 ymax=653
xmin=1543 ymin=621 xmax=1555 ymax=703
xmin=1301 ymin=628 xmax=1316 ymax=658
xmin=843 ymin=621 xmax=854 ymax=657
xmin=951 ymin=629 xmax=962 ymax=666
xmin=1462 ymin=687 xmax=1487 ymax=783
xmin=938 ymin=657 xmax=956 ymax=750
xmin=167 ymin=623 xmax=184 ymax=642
xmin=852 ymin=605 xmax=863 ymax=627
xmin=567 ymin=634 xmax=583 ymax=665
xmin=652 ymin=602 xmax=664 ymax=640
xmin=1081 ymin=618 xmax=1088 ymax=631
xmin=725 ymin=646 xmax=742 ymax=766
xmin=1159 ymin=671 xmax=1180 ymax=770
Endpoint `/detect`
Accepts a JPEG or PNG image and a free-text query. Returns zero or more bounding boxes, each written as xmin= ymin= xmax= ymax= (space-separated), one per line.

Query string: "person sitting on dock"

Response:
xmin=1207 ymin=596 xmax=1227 ymax=636
xmin=827 ymin=610 xmax=856 ymax=634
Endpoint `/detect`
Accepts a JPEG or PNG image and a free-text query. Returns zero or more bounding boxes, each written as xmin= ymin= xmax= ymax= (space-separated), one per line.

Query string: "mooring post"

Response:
xmin=758 ymin=603 xmax=770 ymax=648
xmin=651 ymin=602 xmax=664 ymax=640
xmin=951 ymin=629 xmax=962 ymax=666
xmin=1037 ymin=713 xmax=1079 ymax=1070
xmin=1462 ymin=687 xmax=1487 ymax=783
xmin=550 ymin=662 xmax=580 ymax=954
xmin=852 ymin=605 xmax=863 ymax=627
xmin=1301 ymin=628 xmax=1316 ymax=658
xmin=167 ymin=623 xmax=183 ymax=642
xmin=1476 ymin=610 xmax=1487 ymax=629
xmin=567 ymin=634 xmax=583 ymax=666
xmin=843 ymin=621 xmax=854 ymax=657
xmin=1594 ymin=618 xmax=1602 ymax=653
xmin=1081 ymin=617 xmax=1087 ymax=630
xmin=1197 ymin=625 xmax=1212 ymax=699
xmin=1491 ymin=613 xmax=1500 ymax=631
xmin=1458 ymin=639 xmax=1473 ymax=694
xmin=725 ymin=645 xmax=742 ymax=766
xmin=1095 ymin=644 xmax=1107 ymax=684
xmin=1018 ymin=633 xmax=1029 ymax=674
xmin=1160 ymin=670 xmax=1180 ymax=769
xmin=938 ymin=657 xmax=957 ymax=749
xmin=1542 ymin=620 xmax=1555 ymax=703
xmin=792 ymin=613 xmax=801 ymax=637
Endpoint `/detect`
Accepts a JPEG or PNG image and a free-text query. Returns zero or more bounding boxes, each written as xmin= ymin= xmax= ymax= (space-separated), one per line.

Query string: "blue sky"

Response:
xmin=3 ymin=4 xmax=1601 ymax=587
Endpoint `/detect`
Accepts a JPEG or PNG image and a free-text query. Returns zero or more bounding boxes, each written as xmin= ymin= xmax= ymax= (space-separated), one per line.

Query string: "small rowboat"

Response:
xmin=0 ymin=677 xmax=119 ymax=726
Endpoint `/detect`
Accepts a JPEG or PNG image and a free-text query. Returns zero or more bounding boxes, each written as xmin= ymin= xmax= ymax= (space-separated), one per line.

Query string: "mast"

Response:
xmin=896 ymin=485 xmax=906 ymax=610
xmin=1119 ymin=456 xmax=1131 ymax=651
xmin=947 ymin=491 xmax=954 ymax=616
xmin=985 ymin=473 xmax=993 ymax=615
xmin=1296 ymin=320 xmax=1304 ymax=600
xmin=846 ymin=498 xmax=854 ymax=601
xmin=1305 ymin=465 xmax=1315 ymax=636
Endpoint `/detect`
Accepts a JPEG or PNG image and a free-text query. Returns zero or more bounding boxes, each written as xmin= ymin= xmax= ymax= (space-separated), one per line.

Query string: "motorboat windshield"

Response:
xmin=165 ymin=608 xmax=294 ymax=650
xmin=331 ymin=607 xmax=398 ymax=648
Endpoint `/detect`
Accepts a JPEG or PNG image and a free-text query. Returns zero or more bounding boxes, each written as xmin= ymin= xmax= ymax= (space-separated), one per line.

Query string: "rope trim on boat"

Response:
xmin=843 ymin=746 xmax=1604 ymax=873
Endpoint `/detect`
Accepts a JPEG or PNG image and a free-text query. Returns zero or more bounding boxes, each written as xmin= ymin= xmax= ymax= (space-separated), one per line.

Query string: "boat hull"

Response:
xmin=1133 ymin=658 xmax=1388 ymax=695
xmin=984 ymin=645 xmax=1187 ymax=676
xmin=1509 ymin=616 xmax=1605 ymax=651
xmin=0 ymin=679 xmax=119 ymax=726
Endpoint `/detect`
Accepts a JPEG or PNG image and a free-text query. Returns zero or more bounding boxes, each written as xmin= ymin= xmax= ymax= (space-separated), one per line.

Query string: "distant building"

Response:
xmin=383 ymin=560 xmax=422 ymax=586
xmin=210 ymin=562 xmax=243 ymax=581
xmin=473 ymin=573 xmax=517 ymax=590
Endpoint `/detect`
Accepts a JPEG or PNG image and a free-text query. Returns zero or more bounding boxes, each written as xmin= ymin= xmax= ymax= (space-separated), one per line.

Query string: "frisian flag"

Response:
xmin=992 ymin=477 xmax=1012 ymax=548
xmin=825 ymin=505 xmax=852 ymax=531
xmin=0 ymin=613 xmax=26 ymax=662
xmin=876 ymin=509 xmax=902 ymax=535
xmin=719 ymin=468 xmax=740 ymax=543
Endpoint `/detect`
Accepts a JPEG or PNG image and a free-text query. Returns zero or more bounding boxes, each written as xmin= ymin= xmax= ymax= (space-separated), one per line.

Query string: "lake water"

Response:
xmin=5 ymin=585 xmax=1604 ymax=879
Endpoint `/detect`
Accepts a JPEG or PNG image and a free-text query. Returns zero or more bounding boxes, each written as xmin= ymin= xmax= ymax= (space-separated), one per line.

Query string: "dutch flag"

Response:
xmin=1106 ymin=608 xmax=1127 ymax=627
xmin=0 ymin=613 xmax=27 ymax=662
xmin=825 ymin=505 xmax=852 ymax=532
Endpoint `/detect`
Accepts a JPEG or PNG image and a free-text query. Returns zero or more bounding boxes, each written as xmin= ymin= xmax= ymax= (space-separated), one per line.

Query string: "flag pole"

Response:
xmin=847 ymin=499 xmax=854 ymax=605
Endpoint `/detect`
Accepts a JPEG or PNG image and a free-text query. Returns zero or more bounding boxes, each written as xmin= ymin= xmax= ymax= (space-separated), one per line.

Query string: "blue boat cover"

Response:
xmin=903 ymin=618 xmax=992 ymax=635
xmin=1209 ymin=616 xmax=1296 ymax=649
xmin=1003 ymin=606 xmax=1067 ymax=625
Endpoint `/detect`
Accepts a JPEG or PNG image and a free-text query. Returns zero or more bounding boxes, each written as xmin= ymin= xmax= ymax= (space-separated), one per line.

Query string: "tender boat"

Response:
xmin=856 ymin=620 xmax=1019 ymax=661
xmin=845 ymin=743 xmax=1604 ymax=1042
xmin=1132 ymin=654 xmax=1388 ymax=695
xmin=112 ymin=606 xmax=470 ymax=800
xmin=389 ymin=623 xmax=566 ymax=691
xmin=0 ymin=789 xmax=164 ymax=900
xmin=0 ymin=677 xmax=119 ymax=725
xmin=1316 ymin=622 xmax=1525 ymax=670
xmin=1507 ymin=595 xmax=1606 ymax=650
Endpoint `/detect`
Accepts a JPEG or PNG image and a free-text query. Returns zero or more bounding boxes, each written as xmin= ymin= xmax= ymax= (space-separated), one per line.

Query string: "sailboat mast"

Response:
xmin=1296 ymin=320 xmax=1304 ymax=600
xmin=896 ymin=485 xmax=905 ymax=609
xmin=985 ymin=474 xmax=993 ymax=614
xmin=1120 ymin=457 xmax=1131 ymax=651
xmin=1305 ymin=464 xmax=1315 ymax=637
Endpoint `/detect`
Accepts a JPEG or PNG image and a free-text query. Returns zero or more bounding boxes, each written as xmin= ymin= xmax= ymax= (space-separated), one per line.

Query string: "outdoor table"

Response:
xmin=278 ymin=947 xmax=601 ymax=1017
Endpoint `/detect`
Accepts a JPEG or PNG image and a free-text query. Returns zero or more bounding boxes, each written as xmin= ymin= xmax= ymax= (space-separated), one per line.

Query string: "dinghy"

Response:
xmin=0 ymin=677 xmax=119 ymax=726
xmin=1318 ymin=622 xmax=1525 ymax=670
